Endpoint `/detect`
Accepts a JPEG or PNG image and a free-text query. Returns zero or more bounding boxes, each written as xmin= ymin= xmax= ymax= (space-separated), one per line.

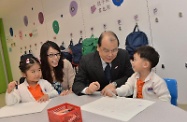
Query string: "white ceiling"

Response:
xmin=0 ymin=0 xmax=26 ymax=18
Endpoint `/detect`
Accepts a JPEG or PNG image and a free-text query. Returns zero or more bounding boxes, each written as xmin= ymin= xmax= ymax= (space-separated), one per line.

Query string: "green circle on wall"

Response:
xmin=52 ymin=20 xmax=59 ymax=34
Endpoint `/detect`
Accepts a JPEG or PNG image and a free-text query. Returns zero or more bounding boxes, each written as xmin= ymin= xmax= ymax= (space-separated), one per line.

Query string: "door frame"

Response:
xmin=0 ymin=18 xmax=13 ymax=93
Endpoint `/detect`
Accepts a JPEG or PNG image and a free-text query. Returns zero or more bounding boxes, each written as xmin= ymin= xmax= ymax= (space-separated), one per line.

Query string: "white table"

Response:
xmin=0 ymin=93 xmax=187 ymax=122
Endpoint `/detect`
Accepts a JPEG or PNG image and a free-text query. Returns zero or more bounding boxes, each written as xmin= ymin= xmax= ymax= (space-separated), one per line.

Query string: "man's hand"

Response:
xmin=86 ymin=82 xmax=100 ymax=94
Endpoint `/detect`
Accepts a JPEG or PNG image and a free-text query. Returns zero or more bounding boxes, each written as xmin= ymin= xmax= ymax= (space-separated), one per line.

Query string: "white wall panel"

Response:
xmin=3 ymin=0 xmax=48 ymax=80
xmin=148 ymin=0 xmax=187 ymax=103
xmin=80 ymin=0 xmax=151 ymax=48
xmin=41 ymin=0 xmax=85 ymax=46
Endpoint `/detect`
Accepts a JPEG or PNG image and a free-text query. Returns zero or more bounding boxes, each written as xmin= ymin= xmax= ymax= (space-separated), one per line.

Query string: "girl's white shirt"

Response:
xmin=5 ymin=79 xmax=58 ymax=106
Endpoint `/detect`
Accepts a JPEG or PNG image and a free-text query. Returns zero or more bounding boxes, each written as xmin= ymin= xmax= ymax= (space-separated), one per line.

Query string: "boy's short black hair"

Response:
xmin=134 ymin=45 xmax=160 ymax=68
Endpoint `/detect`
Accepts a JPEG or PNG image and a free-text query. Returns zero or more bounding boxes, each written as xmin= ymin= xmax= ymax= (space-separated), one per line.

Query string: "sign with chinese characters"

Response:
xmin=90 ymin=0 xmax=111 ymax=14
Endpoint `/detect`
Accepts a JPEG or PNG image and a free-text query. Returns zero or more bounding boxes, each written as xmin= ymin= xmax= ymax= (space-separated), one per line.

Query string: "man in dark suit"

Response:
xmin=72 ymin=31 xmax=134 ymax=96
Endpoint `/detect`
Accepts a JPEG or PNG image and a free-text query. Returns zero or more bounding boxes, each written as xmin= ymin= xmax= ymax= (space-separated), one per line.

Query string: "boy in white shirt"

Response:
xmin=106 ymin=45 xmax=171 ymax=102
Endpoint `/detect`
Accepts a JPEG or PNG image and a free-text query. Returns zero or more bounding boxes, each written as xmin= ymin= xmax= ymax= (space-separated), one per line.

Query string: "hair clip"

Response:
xmin=26 ymin=58 xmax=30 ymax=64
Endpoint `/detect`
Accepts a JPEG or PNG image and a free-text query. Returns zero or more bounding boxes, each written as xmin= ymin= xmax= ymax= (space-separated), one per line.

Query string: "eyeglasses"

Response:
xmin=102 ymin=48 xmax=118 ymax=54
xmin=47 ymin=52 xmax=61 ymax=58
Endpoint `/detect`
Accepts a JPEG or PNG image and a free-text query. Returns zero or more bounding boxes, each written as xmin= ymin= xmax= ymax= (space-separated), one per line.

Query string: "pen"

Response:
xmin=54 ymin=108 xmax=74 ymax=115
xmin=15 ymin=81 xmax=18 ymax=89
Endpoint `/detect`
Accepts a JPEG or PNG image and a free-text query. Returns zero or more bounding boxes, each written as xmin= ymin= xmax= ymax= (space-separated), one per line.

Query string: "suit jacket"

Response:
xmin=72 ymin=49 xmax=134 ymax=95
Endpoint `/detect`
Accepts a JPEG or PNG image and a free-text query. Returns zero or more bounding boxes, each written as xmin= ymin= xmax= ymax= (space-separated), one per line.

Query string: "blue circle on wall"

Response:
xmin=112 ymin=0 xmax=124 ymax=6
xmin=9 ymin=27 xmax=13 ymax=36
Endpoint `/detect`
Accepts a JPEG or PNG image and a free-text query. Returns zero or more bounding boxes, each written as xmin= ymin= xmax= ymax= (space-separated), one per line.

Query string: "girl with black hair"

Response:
xmin=5 ymin=54 xmax=58 ymax=106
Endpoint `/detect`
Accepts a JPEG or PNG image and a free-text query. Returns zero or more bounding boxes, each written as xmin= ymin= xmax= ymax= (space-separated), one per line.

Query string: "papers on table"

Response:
xmin=0 ymin=100 xmax=50 ymax=118
xmin=81 ymin=97 xmax=155 ymax=121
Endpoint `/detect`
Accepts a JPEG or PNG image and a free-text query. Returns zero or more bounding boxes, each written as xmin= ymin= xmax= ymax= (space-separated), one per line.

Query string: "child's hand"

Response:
xmin=7 ymin=81 xmax=18 ymax=93
xmin=37 ymin=94 xmax=49 ymax=102
xmin=105 ymin=89 xmax=117 ymax=97
xmin=60 ymin=89 xmax=72 ymax=96
xmin=101 ymin=83 xmax=116 ymax=96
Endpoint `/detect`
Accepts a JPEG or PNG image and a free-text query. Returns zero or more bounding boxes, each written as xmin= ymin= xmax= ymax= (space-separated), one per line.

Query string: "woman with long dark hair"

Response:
xmin=40 ymin=41 xmax=75 ymax=95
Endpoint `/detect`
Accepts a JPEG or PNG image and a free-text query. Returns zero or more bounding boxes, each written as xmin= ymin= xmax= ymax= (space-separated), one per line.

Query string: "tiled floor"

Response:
xmin=0 ymin=93 xmax=5 ymax=108
xmin=0 ymin=93 xmax=187 ymax=111
xmin=178 ymin=104 xmax=187 ymax=111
